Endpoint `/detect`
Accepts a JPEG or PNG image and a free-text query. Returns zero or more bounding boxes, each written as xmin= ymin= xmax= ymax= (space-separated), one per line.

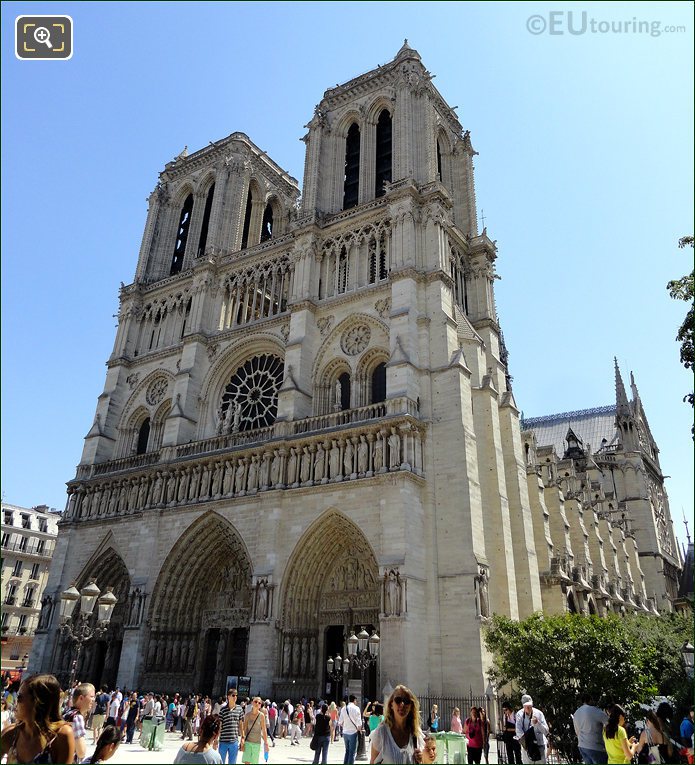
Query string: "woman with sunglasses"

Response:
xmin=240 ymin=698 xmax=269 ymax=764
xmin=369 ymin=685 xmax=424 ymax=764
xmin=0 ymin=674 xmax=75 ymax=764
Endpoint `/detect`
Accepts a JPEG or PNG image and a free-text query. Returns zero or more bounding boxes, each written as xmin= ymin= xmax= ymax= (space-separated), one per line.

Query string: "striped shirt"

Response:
xmin=219 ymin=703 xmax=244 ymax=743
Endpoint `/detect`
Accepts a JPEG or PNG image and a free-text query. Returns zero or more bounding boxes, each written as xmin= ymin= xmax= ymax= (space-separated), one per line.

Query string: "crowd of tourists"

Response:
xmin=1 ymin=673 xmax=693 ymax=765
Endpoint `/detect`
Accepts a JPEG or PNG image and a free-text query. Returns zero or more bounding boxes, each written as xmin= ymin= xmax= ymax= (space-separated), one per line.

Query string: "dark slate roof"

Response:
xmin=521 ymin=405 xmax=618 ymax=456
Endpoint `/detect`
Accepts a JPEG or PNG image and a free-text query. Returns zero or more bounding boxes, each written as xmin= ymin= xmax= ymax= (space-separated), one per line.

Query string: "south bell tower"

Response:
xmin=35 ymin=43 xmax=541 ymax=697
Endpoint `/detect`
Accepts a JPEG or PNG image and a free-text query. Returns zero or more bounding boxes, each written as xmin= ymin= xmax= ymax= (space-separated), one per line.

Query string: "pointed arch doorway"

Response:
xmin=278 ymin=511 xmax=380 ymax=701
xmin=146 ymin=512 xmax=253 ymax=695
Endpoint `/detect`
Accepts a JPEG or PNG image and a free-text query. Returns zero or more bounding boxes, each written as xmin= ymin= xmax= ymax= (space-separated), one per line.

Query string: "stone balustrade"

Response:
xmin=65 ymin=414 xmax=426 ymax=524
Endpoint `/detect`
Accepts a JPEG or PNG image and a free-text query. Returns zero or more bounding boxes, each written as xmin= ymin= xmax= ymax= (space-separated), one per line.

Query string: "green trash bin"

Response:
xmin=428 ymin=731 xmax=468 ymax=764
xmin=140 ymin=718 xmax=154 ymax=749
xmin=140 ymin=717 xmax=166 ymax=751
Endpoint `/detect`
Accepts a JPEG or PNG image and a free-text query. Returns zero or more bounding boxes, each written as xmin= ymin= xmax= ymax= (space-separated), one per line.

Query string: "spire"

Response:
xmin=629 ymin=370 xmax=641 ymax=406
xmin=395 ymin=39 xmax=421 ymax=61
xmin=614 ymin=358 xmax=630 ymax=415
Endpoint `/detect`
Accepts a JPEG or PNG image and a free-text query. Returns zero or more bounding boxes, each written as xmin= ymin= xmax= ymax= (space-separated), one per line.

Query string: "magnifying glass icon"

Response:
xmin=33 ymin=26 xmax=53 ymax=49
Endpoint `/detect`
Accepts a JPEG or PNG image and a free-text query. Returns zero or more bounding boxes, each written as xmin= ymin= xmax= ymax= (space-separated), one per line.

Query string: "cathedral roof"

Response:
xmin=521 ymin=405 xmax=617 ymax=456
xmin=677 ymin=542 xmax=694 ymax=603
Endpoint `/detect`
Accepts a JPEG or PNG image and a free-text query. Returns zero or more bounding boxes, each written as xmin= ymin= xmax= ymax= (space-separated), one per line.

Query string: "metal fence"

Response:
xmin=414 ymin=692 xmax=492 ymax=732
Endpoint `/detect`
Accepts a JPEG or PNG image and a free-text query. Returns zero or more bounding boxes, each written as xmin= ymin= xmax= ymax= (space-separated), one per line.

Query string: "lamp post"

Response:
xmin=681 ymin=641 xmax=694 ymax=679
xmin=60 ymin=581 xmax=117 ymax=688
xmin=326 ymin=653 xmax=350 ymax=699
xmin=346 ymin=627 xmax=380 ymax=761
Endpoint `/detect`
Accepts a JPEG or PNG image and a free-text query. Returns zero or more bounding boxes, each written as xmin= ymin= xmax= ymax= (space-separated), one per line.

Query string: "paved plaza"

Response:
xmin=106 ymin=729 xmax=502 ymax=764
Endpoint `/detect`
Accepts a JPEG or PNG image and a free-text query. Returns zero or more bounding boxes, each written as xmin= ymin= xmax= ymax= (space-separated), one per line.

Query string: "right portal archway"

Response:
xmin=278 ymin=510 xmax=380 ymax=699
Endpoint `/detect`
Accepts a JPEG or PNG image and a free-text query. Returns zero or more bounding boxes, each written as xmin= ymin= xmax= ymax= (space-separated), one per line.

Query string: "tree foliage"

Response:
xmin=484 ymin=612 xmax=694 ymax=758
xmin=667 ymin=236 xmax=694 ymax=422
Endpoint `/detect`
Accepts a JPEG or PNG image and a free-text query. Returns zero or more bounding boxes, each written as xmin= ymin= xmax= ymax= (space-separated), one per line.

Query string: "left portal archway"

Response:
xmin=55 ymin=548 xmax=131 ymax=690
xmin=145 ymin=512 xmax=253 ymax=695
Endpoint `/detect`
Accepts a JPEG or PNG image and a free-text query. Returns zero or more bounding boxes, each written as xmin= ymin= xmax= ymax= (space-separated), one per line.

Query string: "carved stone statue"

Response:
xmin=329 ymin=440 xmax=341 ymax=479
xmin=357 ymin=435 xmax=369 ymax=474
xmin=152 ymin=471 xmax=164 ymax=505
xmin=165 ymin=471 xmax=177 ymax=504
xmin=216 ymin=403 xmax=226 ymax=435
xmin=222 ymin=460 xmax=234 ymax=495
xmin=300 ymin=446 xmax=312 ymax=483
xmin=314 ymin=444 xmax=325 ymax=482
xmin=287 ymin=447 xmax=298 ymax=486
xmin=283 ymin=636 xmax=291 ymax=676
xmin=38 ymin=596 xmax=53 ymax=629
xmin=476 ymin=567 xmax=490 ymax=618
xmin=344 ymin=438 xmax=354 ymax=476
xmin=180 ymin=639 xmax=188 ymax=670
xmin=374 ymin=432 xmax=384 ymax=472
xmin=255 ymin=579 xmax=269 ymax=620
xmin=211 ymin=462 xmax=223 ymax=496
xmin=270 ymin=450 xmax=281 ymax=486
xmin=177 ymin=468 xmax=190 ymax=502
xmin=388 ymin=427 xmax=401 ymax=469
xmin=223 ymin=402 xmax=235 ymax=435
xmin=233 ymin=404 xmax=242 ymax=433
xmin=234 ymin=459 xmax=246 ymax=494
xmin=199 ymin=465 xmax=211 ymax=498
xmin=247 ymin=456 xmax=258 ymax=491
xmin=335 ymin=379 xmax=342 ymax=409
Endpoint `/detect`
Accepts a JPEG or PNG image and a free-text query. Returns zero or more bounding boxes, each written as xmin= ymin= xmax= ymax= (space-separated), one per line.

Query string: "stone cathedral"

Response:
xmin=31 ymin=43 xmax=681 ymax=698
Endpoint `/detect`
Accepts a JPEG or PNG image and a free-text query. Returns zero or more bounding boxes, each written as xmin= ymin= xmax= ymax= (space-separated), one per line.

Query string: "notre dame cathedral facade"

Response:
xmin=30 ymin=43 xmax=681 ymax=699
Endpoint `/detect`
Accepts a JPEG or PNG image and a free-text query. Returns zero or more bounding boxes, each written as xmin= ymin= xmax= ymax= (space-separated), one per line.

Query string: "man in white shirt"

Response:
xmin=573 ymin=693 xmax=608 ymax=764
xmin=339 ymin=694 xmax=363 ymax=764
xmin=516 ymin=694 xmax=550 ymax=765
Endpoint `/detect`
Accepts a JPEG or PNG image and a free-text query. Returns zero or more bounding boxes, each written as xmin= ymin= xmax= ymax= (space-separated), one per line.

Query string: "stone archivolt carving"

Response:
xmin=317 ymin=316 xmax=334 ymax=336
xmin=201 ymin=608 xmax=248 ymax=629
xmin=341 ymin=324 xmax=371 ymax=356
xmin=146 ymin=378 xmax=168 ymax=406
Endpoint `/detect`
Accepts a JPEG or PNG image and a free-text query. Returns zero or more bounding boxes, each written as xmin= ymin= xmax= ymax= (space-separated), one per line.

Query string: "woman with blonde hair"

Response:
xmin=370 ymin=684 xmax=424 ymax=764
xmin=0 ymin=674 xmax=75 ymax=764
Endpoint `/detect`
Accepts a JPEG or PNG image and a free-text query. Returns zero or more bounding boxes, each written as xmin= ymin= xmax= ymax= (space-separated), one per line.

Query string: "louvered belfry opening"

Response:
xmin=343 ymin=123 xmax=360 ymax=209
xmin=375 ymin=109 xmax=392 ymax=197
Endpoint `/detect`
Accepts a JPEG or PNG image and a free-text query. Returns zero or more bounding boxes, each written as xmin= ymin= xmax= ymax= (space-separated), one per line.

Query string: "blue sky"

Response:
xmin=2 ymin=2 xmax=693 ymax=548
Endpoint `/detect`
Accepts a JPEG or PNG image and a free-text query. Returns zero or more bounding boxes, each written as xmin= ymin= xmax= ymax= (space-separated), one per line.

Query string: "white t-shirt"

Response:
xmin=339 ymin=702 xmax=363 ymax=734
xmin=371 ymin=722 xmax=424 ymax=764
xmin=109 ymin=699 xmax=120 ymax=718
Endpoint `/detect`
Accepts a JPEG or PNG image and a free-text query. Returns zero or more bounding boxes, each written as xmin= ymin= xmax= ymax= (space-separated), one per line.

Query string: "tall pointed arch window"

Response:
xmin=339 ymin=372 xmax=351 ymax=411
xmin=170 ymin=194 xmax=194 ymax=275
xmin=343 ymin=123 xmax=360 ymax=210
xmin=136 ymin=418 xmax=151 ymax=455
xmin=196 ymin=183 xmax=215 ymax=257
xmin=371 ymin=362 xmax=386 ymax=404
xmin=374 ymin=109 xmax=392 ymax=197
xmin=260 ymin=202 xmax=274 ymax=242
xmin=240 ymin=189 xmax=253 ymax=250
xmin=436 ymin=139 xmax=443 ymax=181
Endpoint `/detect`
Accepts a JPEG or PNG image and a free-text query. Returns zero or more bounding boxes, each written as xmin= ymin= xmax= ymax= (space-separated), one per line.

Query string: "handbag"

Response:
xmin=310 ymin=734 xmax=317 ymax=751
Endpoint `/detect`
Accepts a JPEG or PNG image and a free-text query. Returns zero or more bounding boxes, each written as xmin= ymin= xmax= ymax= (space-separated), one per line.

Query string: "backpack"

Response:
xmin=95 ymin=694 xmax=108 ymax=715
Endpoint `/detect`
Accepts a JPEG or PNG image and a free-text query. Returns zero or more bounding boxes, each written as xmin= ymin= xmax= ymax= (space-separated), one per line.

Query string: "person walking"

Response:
xmin=0 ymin=674 xmax=75 ymax=764
xmin=515 ymin=695 xmax=549 ymax=765
xmin=502 ymin=702 xmax=522 ymax=764
xmin=64 ymin=682 xmax=96 ymax=763
xmin=183 ymin=694 xmax=197 ymax=741
xmin=573 ymin=693 xmax=608 ymax=764
xmin=427 ymin=705 xmax=439 ymax=733
xmin=218 ymin=687 xmax=244 ymax=764
xmin=125 ymin=693 xmax=139 ymax=745
xmin=602 ymin=704 xmax=638 ymax=764
xmin=451 ymin=707 xmax=463 ymax=734
xmin=312 ymin=702 xmax=332 ymax=765
xmin=240 ymin=697 xmax=269 ymax=765
xmin=464 ymin=706 xmax=485 ymax=764
xmin=369 ymin=684 xmax=424 ymax=764
xmin=635 ymin=710 xmax=668 ymax=764
xmin=91 ymin=687 xmax=110 ymax=745
xmin=479 ymin=708 xmax=491 ymax=764
xmin=339 ymin=694 xmax=363 ymax=764
xmin=174 ymin=715 xmax=222 ymax=764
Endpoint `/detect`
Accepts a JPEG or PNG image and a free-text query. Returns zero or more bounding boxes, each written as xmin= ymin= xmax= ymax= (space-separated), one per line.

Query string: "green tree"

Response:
xmin=484 ymin=614 xmax=658 ymax=758
xmin=667 ymin=236 xmax=694 ymax=431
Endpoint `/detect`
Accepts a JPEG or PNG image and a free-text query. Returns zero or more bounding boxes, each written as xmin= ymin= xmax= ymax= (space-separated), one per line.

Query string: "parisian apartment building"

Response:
xmin=1 ymin=503 xmax=60 ymax=676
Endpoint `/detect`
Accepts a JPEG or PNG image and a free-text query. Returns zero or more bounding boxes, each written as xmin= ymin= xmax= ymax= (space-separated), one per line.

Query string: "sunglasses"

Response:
xmin=393 ymin=696 xmax=412 ymax=706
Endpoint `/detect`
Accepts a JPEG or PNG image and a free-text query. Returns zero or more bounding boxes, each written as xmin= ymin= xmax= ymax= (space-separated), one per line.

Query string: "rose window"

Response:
xmin=221 ymin=354 xmax=284 ymax=431
xmin=146 ymin=378 xmax=167 ymax=406
xmin=341 ymin=324 xmax=371 ymax=356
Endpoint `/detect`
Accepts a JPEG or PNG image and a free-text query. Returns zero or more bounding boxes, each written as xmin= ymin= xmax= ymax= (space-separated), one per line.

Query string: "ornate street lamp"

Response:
xmin=681 ymin=641 xmax=694 ymax=679
xmin=346 ymin=626 xmax=380 ymax=761
xmin=60 ymin=581 xmax=117 ymax=687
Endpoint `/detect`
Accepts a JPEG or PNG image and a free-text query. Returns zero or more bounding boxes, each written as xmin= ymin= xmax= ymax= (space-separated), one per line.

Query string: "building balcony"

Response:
xmin=66 ymin=400 xmax=426 ymax=524
xmin=0 ymin=539 xmax=54 ymax=559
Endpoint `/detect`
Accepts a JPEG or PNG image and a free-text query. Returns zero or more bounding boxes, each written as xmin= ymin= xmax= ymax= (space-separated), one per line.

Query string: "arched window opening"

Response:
xmin=180 ymin=297 xmax=192 ymax=339
xmin=196 ymin=183 xmax=215 ymax=257
xmin=371 ymin=362 xmax=386 ymax=404
xmin=339 ymin=372 xmax=351 ymax=411
xmin=374 ymin=110 xmax=392 ymax=197
xmin=436 ymin=139 xmax=443 ymax=180
xmin=337 ymin=247 xmax=349 ymax=294
xmin=343 ymin=123 xmax=360 ymax=210
xmin=170 ymin=194 xmax=193 ymax=275
xmin=136 ymin=418 xmax=150 ymax=455
xmin=241 ymin=189 xmax=253 ymax=250
xmin=567 ymin=592 xmax=578 ymax=614
xmin=260 ymin=203 xmax=274 ymax=242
